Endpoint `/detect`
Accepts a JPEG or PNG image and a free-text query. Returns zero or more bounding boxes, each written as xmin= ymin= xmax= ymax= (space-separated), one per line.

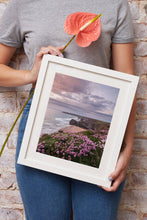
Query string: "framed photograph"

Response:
xmin=17 ymin=55 xmax=139 ymax=188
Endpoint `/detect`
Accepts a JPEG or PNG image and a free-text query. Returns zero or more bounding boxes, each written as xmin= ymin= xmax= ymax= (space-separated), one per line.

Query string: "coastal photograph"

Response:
xmin=36 ymin=72 xmax=119 ymax=168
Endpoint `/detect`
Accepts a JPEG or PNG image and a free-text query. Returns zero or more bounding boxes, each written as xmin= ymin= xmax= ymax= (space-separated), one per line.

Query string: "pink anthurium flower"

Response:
xmin=64 ymin=12 xmax=101 ymax=47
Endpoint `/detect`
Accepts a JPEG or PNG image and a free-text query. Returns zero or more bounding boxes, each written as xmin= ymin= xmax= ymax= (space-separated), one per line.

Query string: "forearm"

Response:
xmin=0 ymin=44 xmax=64 ymax=88
xmin=121 ymin=96 xmax=136 ymax=161
xmin=0 ymin=64 xmax=32 ymax=87
xmin=112 ymin=43 xmax=135 ymax=159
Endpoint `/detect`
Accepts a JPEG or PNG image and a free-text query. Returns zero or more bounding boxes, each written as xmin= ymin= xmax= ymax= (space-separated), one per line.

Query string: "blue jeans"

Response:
xmin=15 ymin=89 xmax=125 ymax=220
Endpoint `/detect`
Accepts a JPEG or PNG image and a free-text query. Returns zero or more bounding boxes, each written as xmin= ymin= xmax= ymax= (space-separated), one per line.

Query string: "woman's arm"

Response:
xmin=102 ymin=43 xmax=136 ymax=192
xmin=0 ymin=43 xmax=64 ymax=87
xmin=0 ymin=43 xmax=32 ymax=87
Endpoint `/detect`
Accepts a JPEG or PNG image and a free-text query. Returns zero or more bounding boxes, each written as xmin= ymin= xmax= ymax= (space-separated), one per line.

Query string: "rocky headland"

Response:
xmin=69 ymin=117 xmax=109 ymax=133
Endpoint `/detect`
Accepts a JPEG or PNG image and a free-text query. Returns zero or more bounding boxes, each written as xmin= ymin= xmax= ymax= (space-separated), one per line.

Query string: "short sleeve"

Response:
xmin=0 ymin=0 xmax=23 ymax=48
xmin=112 ymin=0 xmax=134 ymax=43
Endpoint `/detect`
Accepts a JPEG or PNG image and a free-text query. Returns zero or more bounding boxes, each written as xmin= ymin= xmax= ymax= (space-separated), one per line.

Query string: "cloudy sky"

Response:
xmin=48 ymin=73 xmax=119 ymax=122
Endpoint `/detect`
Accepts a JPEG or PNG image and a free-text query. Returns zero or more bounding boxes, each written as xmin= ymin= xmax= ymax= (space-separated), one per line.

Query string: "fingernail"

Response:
xmin=53 ymin=51 xmax=58 ymax=56
xmin=45 ymin=49 xmax=49 ymax=53
xmin=108 ymin=177 xmax=113 ymax=181
xmin=60 ymin=53 xmax=64 ymax=58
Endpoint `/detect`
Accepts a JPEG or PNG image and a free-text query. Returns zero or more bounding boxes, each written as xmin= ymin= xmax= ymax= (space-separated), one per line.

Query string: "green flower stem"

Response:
xmin=61 ymin=35 xmax=76 ymax=53
xmin=0 ymin=89 xmax=34 ymax=157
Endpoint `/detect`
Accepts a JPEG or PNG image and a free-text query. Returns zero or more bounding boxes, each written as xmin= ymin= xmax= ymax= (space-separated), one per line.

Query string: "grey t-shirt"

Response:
xmin=0 ymin=0 xmax=134 ymax=70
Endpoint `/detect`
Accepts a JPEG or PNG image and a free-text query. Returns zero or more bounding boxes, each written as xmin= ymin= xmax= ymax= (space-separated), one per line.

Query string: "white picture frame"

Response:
xmin=17 ymin=55 xmax=139 ymax=188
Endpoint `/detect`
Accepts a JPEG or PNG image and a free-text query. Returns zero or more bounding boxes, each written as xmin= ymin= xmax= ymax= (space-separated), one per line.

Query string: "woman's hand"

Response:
xmin=101 ymin=150 xmax=130 ymax=192
xmin=27 ymin=45 xmax=64 ymax=86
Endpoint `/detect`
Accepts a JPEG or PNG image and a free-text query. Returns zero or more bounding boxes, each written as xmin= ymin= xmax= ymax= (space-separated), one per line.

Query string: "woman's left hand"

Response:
xmin=101 ymin=150 xmax=130 ymax=192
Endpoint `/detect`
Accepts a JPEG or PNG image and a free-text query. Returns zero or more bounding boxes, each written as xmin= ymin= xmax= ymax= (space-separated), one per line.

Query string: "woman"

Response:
xmin=0 ymin=0 xmax=136 ymax=219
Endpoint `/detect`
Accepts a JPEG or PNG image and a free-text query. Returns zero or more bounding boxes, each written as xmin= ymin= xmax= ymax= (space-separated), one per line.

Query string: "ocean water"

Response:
xmin=40 ymin=107 xmax=78 ymax=136
xmin=49 ymin=99 xmax=112 ymax=123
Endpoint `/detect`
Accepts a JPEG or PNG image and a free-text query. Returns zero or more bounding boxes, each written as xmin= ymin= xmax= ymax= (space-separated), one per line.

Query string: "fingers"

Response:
xmin=36 ymin=48 xmax=50 ymax=60
xmin=108 ymin=153 xmax=127 ymax=184
xmin=100 ymin=155 xmax=127 ymax=192
xmin=57 ymin=45 xmax=65 ymax=53
xmin=101 ymin=173 xmax=125 ymax=192
xmin=57 ymin=45 xmax=65 ymax=50
xmin=31 ymin=45 xmax=64 ymax=84
xmin=108 ymin=167 xmax=122 ymax=184
xmin=101 ymin=166 xmax=126 ymax=192
xmin=37 ymin=45 xmax=64 ymax=58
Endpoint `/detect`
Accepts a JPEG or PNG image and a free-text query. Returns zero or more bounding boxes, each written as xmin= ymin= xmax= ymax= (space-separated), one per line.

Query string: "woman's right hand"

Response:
xmin=29 ymin=45 xmax=64 ymax=87
xmin=0 ymin=43 xmax=64 ymax=87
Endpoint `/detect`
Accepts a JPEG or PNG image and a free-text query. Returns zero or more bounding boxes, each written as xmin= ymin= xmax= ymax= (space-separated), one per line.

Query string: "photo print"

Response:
xmin=36 ymin=72 xmax=120 ymax=168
